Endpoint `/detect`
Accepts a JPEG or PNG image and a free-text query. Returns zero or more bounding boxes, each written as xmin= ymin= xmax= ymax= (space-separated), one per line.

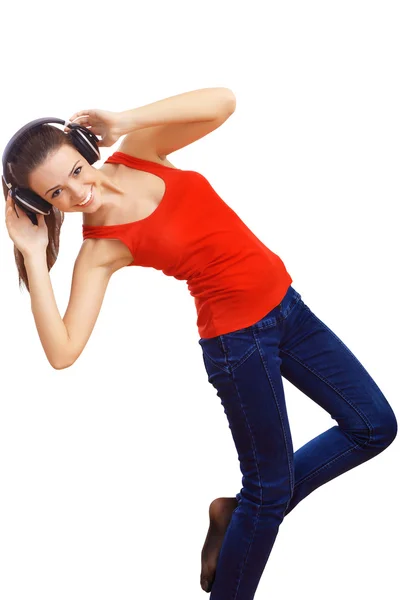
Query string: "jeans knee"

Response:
xmin=374 ymin=407 xmax=397 ymax=450
xmin=384 ymin=410 xmax=397 ymax=446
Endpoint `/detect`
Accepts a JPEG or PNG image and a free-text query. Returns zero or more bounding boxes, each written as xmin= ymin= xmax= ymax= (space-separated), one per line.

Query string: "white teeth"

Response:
xmin=78 ymin=189 xmax=92 ymax=206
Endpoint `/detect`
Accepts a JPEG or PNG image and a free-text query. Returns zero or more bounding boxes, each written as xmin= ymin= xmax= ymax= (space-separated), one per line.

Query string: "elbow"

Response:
xmin=51 ymin=361 xmax=71 ymax=370
xmin=50 ymin=343 xmax=79 ymax=370
xmin=51 ymin=357 xmax=76 ymax=370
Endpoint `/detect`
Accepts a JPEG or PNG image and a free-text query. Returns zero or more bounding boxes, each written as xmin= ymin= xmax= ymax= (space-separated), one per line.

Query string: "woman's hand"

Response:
xmin=5 ymin=193 xmax=49 ymax=257
xmin=66 ymin=109 xmax=125 ymax=147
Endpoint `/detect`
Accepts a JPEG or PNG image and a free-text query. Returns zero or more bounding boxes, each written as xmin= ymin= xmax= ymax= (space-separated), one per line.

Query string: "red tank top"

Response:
xmin=82 ymin=151 xmax=293 ymax=339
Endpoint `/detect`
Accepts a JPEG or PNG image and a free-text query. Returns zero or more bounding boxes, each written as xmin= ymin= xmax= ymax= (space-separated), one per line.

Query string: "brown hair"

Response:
xmin=2 ymin=125 xmax=75 ymax=293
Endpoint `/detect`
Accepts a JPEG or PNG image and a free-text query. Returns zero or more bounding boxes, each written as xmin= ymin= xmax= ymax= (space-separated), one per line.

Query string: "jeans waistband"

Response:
xmin=249 ymin=285 xmax=301 ymax=333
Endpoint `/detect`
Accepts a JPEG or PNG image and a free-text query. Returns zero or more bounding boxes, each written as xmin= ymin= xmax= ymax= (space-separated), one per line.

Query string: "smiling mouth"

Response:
xmin=76 ymin=186 xmax=93 ymax=207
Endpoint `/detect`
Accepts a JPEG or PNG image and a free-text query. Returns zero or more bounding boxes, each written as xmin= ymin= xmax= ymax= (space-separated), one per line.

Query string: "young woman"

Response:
xmin=3 ymin=87 xmax=397 ymax=600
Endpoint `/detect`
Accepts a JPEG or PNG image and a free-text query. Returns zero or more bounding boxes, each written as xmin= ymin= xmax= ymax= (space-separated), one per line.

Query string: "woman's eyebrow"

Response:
xmin=45 ymin=160 xmax=80 ymax=195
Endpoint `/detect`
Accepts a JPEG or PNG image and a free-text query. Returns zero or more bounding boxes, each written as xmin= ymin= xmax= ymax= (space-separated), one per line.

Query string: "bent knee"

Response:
xmin=349 ymin=405 xmax=397 ymax=451
xmin=381 ymin=410 xmax=397 ymax=447
xmin=372 ymin=407 xmax=397 ymax=450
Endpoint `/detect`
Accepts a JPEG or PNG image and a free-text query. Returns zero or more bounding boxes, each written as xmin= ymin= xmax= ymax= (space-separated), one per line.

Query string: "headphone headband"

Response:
xmin=1 ymin=117 xmax=101 ymax=225
xmin=2 ymin=117 xmax=100 ymax=185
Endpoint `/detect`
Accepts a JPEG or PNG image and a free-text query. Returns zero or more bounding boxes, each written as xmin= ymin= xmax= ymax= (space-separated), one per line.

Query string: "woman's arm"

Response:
xmin=24 ymin=252 xmax=71 ymax=369
xmin=67 ymin=87 xmax=236 ymax=147
xmin=117 ymin=87 xmax=236 ymax=133
xmin=24 ymin=243 xmax=115 ymax=370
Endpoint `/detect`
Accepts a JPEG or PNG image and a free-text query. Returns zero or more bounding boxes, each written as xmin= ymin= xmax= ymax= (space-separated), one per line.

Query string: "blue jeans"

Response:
xmin=198 ymin=285 xmax=397 ymax=600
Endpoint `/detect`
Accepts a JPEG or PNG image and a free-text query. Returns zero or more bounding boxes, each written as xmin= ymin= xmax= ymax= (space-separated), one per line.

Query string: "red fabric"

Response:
xmin=82 ymin=151 xmax=293 ymax=339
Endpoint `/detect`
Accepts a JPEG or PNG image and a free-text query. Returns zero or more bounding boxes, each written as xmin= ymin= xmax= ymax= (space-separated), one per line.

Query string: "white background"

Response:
xmin=0 ymin=1 xmax=399 ymax=598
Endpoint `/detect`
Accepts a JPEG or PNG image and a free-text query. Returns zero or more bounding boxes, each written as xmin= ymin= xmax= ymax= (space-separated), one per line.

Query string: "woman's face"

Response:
xmin=28 ymin=144 xmax=100 ymax=213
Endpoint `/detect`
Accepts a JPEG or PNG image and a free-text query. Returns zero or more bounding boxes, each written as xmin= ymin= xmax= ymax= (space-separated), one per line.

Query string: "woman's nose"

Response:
xmin=71 ymin=184 xmax=89 ymax=201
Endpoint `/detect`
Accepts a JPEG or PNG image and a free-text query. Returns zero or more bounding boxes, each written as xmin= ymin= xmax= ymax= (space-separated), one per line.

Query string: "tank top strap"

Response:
xmin=105 ymin=151 xmax=174 ymax=175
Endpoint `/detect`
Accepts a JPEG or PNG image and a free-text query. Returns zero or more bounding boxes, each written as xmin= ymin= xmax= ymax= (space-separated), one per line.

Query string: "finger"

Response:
xmin=72 ymin=116 xmax=90 ymax=125
xmin=86 ymin=126 xmax=102 ymax=135
xmin=66 ymin=123 xmax=92 ymax=133
xmin=64 ymin=113 xmax=91 ymax=132
xmin=69 ymin=111 xmax=90 ymax=123
xmin=5 ymin=204 xmax=15 ymax=220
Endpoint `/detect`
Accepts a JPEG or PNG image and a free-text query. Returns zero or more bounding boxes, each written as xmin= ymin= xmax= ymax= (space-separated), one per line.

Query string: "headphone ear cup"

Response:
xmin=69 ymin=126 xmax=100 ymax=164
xmin=12 ymin=187 xmax=52 ymax=216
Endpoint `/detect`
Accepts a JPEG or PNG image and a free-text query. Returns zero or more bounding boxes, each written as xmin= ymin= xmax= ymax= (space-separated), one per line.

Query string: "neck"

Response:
xmin=98 ymin=170 xmax=124 ymax=195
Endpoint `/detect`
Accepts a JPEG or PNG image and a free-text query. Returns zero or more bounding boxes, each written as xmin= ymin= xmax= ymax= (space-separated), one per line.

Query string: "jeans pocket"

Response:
xmin=199 ymin=336 xmax=229 ymax=376
xmin=219 ymin=327 xmax=258 ymax=373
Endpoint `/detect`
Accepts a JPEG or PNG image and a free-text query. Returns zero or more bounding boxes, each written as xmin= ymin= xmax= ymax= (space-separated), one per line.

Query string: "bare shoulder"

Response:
xmin=115 ymin=138 xmax=179 ymax=170
xmin=82 ymin=153 xmax=179 ymax=272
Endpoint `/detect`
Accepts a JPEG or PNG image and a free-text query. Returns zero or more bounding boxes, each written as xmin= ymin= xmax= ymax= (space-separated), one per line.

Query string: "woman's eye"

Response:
xmin=51 ymin=166 xmax=82 ymax=199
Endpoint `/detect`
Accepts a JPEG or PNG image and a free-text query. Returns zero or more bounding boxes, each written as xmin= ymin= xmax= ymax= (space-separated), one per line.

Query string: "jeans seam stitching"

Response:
xmin=229 ymin=346 xmax=258 ymax=373
xmin=219 ymin=335 xmax=256 ymax=373
xmin=292 ymin=443 xmax=361 ymax=490
xmin=202 ymin=350 xmax=230 ymax=374
xmin=253 ymin=332 xmax=295 ymax=508
xmin=256 ymin=294 xmax=301 ymax=331
xmin=228 ymin=342 xmax=263 ymax=599
xmin=279 ymin=348 xmax=374 ymax=490
xmin=310 ymin=311 xmax=375 ymax=375
xmin=280 ymin=347 xmax=375 ymax=439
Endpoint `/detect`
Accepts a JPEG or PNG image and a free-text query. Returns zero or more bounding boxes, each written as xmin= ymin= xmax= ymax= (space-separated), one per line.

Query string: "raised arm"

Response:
xmin=24 ymin=241 xmax=116 ymax=369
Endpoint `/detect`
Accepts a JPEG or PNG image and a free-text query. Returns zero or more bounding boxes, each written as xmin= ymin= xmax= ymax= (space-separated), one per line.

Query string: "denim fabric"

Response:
xmin=198 ymin=285 xmax=397 ymax=600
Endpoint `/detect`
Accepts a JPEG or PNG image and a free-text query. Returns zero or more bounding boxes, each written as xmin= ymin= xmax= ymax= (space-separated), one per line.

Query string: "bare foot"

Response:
xmin=200 ymin=497 xmax=238 ymax=593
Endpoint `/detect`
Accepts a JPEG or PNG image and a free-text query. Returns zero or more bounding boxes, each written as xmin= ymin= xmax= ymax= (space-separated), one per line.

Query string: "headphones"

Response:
xmin=2 ymin=117 xmax=101 ymax=225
